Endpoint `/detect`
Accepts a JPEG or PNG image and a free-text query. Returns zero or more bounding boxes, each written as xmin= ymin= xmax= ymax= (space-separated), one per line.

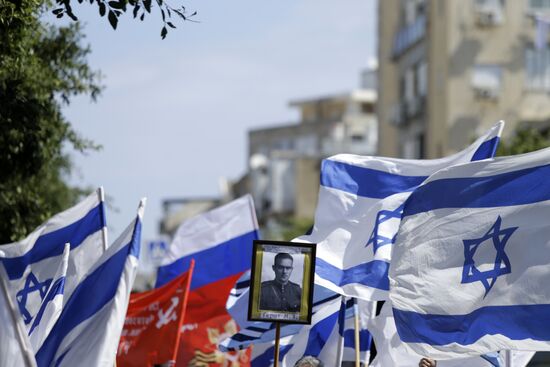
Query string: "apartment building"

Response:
xmin=378 ymin=0 xmax=550 ymax=159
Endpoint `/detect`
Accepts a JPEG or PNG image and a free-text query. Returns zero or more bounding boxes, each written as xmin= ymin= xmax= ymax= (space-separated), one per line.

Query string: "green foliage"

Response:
xmin=0 ymin=0 xmax=101 ymax=242
xmin=497 ymin=127 xmax=550 ymax=157
xmin=51 ymin=0 xmax=197 ymax=39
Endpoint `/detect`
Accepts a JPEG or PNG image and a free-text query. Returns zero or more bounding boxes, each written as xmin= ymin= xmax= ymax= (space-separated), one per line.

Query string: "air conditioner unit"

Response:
xmin=475 ymin=8 xmax=503 ymax=26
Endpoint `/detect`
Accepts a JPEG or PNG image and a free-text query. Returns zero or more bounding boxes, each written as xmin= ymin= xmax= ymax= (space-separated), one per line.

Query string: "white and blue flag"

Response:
xmin=249 ymin=295 xmax=346 ymax=367
xmin=369 ymin=302 xmax=534 ymax=367
xmin=34 ymin=200 xmax=144 ymax=367
xmin=0 ymin=188 xmax=107 ymax=347
xmin=219 ymin=270 xmax=339 ymax=352
xmin=308 ymin=122 xmax=503 ymax=300
xmin=390 ymin=146 xmax=550 ymax=357
xmin=0 ymin=262 xmax=37 ymax=367
xmin=28 ymin=244 xmax=69 ymax=352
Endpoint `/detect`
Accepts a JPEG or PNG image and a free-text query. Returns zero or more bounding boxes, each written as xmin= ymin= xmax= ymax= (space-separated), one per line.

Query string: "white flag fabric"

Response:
xmin=0 ymin=263 xmax=37 ymax=367
xmin=34 ymin=200 xmax=144 ymax=367
xmin=390 ymin=146 xmax=550 ymax=357
xmin=28 ymin=244 xmax=69 ymax=352
xmin=369 ymin=302 xmax=534 ymax=367
xmin=0 ymin=189 xmax=106 ymax=345
xmin=306 ymin=122 xmax=503 ymax=300
xmin=249 ymin=296 xmax=346 ymax=367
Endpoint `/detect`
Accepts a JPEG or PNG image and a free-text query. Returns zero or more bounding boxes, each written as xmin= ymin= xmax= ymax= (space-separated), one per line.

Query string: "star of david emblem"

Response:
xmin=16 ymin=272 xmax=52 ymax=324
xmin=366 ymin=203 xmax=404 ymax=253
xmin=461 ymin=216 xmax=517 ymax=297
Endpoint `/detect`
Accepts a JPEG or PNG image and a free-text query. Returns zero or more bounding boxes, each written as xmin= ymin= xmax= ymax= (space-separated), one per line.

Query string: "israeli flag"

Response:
xmin=34 ymin=200 xmax=144 ymax=367
xmin=219 ymin=271 xmax=338 ymax=352
xmin=369 ymin=302 xmax=533 ymax=366
xmin=28 ymin=244 xmax=69 ymax=352
xmin=0 ymin=188 xmax=107 ymax=345
xmin=0 ymin=263 xmax=37 ymax=367
xmin=308 ymin=122 xmax=503 ymax=300
xmin=249 ymin=295 xmax=346 ymax=367
xmin=390 ymin=146 xmax=550 ymax=357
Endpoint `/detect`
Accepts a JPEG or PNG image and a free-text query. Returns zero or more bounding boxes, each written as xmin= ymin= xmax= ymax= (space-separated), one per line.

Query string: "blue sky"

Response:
xmin=62 ymin=0 xmax=377 ymax=242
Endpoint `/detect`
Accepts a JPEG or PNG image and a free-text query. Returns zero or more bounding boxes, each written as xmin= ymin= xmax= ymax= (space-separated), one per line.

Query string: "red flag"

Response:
xmin=117 ymin=261 xmax=194 ymax=367
xmin=176 ymin=273 xmax=251 ymax=367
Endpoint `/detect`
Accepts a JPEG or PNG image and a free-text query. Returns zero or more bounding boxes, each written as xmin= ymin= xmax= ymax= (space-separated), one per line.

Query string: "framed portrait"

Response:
xmin=248 ymin=240 xmax=316 ymax=324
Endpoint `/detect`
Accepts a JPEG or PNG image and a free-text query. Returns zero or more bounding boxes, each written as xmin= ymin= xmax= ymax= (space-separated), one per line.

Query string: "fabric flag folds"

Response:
xmin=0 ymin=188 xmax=107 ymax=347
xmin=34 ymin=199 xmax=144 ymax=367
xmin=305 ymin=121 xmax=503 ymax=300
xmin=369 ymin=302 xmax=534 ymax=367
xmin=117 ymin=262 xmax=193 ymax=367
xmin=155 ymin=195 xmax=259 ymax=366
xmin=390 ymin=146 xmax=550 ymax=357
xmin=0 ymin=263 xmax=37 ymax=367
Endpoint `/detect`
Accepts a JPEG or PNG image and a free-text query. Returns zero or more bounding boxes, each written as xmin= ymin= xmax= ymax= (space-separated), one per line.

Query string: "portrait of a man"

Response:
xmin=259 ymin=252 xmax=302 ymax=312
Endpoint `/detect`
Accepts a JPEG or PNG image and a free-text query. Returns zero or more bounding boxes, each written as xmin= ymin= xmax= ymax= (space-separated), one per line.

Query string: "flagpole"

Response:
xmin=97 ymin=187 xmax=109 ymax=251
xmin=0 ymin=269 xmax=36 ymax=367
xmin=505 ymin=350 xmax=513 ymax=367
xmin=336 ymin=296 xmax=346 ymax=366
xmin=354 ymin=299 xmax=361 ymax=367
xmin=274 ymin=322 xmax=281 ymax=367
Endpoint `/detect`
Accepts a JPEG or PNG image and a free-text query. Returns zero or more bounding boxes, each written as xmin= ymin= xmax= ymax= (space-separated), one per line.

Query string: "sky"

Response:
xmin=61 ymin=0 xmax=378 ymax=243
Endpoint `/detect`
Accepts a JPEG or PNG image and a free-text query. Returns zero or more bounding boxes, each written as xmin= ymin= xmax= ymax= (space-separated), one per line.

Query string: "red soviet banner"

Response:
xmin=117 ymin=261 xmax=194 ymax=367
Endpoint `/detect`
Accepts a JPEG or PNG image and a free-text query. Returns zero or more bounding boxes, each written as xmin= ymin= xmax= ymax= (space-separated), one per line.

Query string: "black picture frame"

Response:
xmin=247 ymin=239 xmax=316 ymax=324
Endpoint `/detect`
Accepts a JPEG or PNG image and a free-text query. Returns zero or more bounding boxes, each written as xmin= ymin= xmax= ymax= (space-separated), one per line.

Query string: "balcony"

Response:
xmin=392 ymin=15 xmax=427 ymax=59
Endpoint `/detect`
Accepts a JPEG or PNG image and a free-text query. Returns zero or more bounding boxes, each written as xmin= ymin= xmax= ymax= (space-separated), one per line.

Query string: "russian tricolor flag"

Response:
xmin=155 ymin=195 xmax=259 ymax=365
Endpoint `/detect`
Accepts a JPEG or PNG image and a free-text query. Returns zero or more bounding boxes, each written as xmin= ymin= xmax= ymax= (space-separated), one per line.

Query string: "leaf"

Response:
xmin=161 ymin=26 xmax=167 ymax=39
xmin=108 ymin=1 xmax=123 ymax=9
xmin=99 ymin=2 xmax=106 ymax=16
xmin=167 ymin=21 xmax=175 ymax=28
xmin=132 ymin=4 xmax=139 ymax=18
xmin=52 ymin=8 xmax=63 ymax=14
xmin=108 ymin=10 xmax=118 ymax=29
xmin=140 ymin=13 xmax=145 ymax=21
xmin=56 ymin=12 xmax=64 ymax=18
xmin=143 ymin=0 xmax=151 ymax=13
xmin=161 ymin=8 xmax=165 ymax=21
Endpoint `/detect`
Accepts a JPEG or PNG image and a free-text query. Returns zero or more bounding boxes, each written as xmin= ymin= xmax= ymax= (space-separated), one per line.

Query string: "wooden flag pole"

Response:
xmin=274 ymin=322 xmax=281 ymax=367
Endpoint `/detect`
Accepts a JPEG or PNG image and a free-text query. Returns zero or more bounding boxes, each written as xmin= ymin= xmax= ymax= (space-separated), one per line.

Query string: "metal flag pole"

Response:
xmin=354 ymin=298 xmax=361 ymax=367
xmin=97 ymin=187 xmax=109 ymax=251
xmin=505 ymin=350 xmax=513 ymax=367
xmin=274 ymin=322 xmax=281 ymax=367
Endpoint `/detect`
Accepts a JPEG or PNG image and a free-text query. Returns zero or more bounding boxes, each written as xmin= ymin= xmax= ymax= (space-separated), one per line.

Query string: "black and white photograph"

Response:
xmin=248 ymin=240 xmax=316 ymax=324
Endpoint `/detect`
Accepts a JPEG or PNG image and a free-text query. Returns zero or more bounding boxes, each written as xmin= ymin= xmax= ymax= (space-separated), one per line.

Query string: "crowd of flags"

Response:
xmin=2 ymin=119 xmax=550 ymax=366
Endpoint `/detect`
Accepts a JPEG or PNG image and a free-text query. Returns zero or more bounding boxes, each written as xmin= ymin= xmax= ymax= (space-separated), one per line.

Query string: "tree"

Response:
xmin=496 ymin=127 xmax=550 ymax=156
xmin=0 ymin=0 xmax=101 ymax=242
xmin=51 ymin=0 xmax=197 ymax=39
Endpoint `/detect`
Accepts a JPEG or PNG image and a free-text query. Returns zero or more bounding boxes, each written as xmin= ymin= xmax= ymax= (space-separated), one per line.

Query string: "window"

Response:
xmin=474 ymin=0 xmax=505 ymax=26
xmin=530 ymin=0 xmax=550 ymax=11
xmin=416 ymin=61 xmax=428 ymax=97
xmin=471 ymin=65 xmax=502 ymax=99
xmin=525 ymin=46 xmax=550 ymax=91
xmin=360 ymin=102 xmax=374 ymax=114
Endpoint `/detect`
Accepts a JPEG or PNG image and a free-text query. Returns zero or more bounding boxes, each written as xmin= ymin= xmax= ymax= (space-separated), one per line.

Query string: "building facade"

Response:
xmin=378 ymin=0 xmax=550 ymax=159
xmin=246 ymin=72 xmax=378 ymax=224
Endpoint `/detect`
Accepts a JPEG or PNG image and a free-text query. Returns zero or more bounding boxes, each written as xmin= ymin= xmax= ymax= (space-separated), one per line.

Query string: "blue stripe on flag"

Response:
xmin=471 ymin=137 xmax=500 ymax=162
xmin=343 ymin=329 xmax=371 ymax=350
xmin=35 ymin=236 xmax=138 ymax=367
xmin=303 ymin=310 xmax=340 ymax=357
xmin=2 ymin=204 xmax=105 ymax=280
xmin=28 ymin=277 xmax=65 ymax=336
xmin=316 ymin=258 xmax=390 ymax=290
xmin=155 ymin=230 xmax=258 ymax=289
xmin=393 ymin=304 xmax=550 ymax=346
xmin=251 ymin=345 xmax=293 ymax=367
xmin=402 ymin=163 xmax=550 ymax=217
xmin=320 ymin=159 xmax=427 ymax=199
